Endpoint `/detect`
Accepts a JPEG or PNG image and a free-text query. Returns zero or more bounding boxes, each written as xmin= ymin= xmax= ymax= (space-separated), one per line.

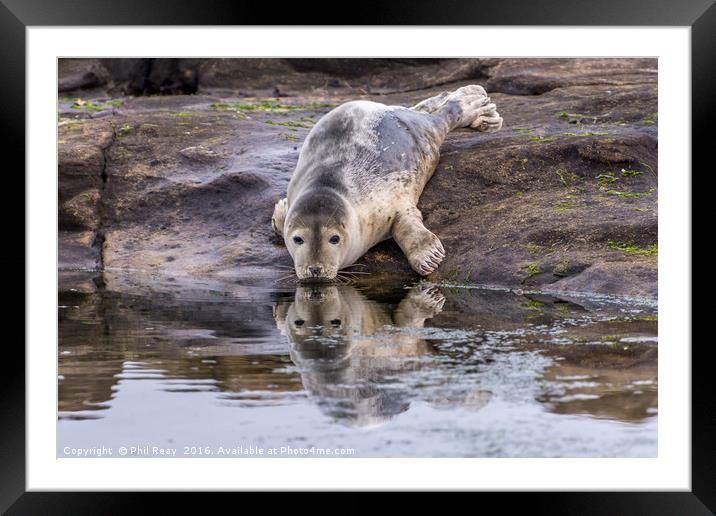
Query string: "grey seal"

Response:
xmin=273 ymin=284 xmax=445 ymax=426
xmin=272 ymin=85 xmax=503 ymax=281
xmin=272 ymin=283 xmax=492 ymax=427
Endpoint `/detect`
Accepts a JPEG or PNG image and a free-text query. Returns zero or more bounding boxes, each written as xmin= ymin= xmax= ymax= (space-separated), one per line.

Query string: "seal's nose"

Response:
xmin=308 ymin=266 xmax=323 ymax=277
xmin=308 ymin=288 xmax=324 ymax=301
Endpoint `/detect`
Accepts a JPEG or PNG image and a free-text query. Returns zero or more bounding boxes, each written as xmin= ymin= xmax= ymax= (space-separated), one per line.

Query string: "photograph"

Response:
xmin=57 ymin=57 xmax=659 ymax=459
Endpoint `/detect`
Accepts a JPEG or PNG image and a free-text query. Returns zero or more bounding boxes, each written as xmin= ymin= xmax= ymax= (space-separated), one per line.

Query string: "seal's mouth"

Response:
xmin=296 ymin=265 xmax=338 ymax=283
xmin=298 ymin=276 xmax=337 ymax=284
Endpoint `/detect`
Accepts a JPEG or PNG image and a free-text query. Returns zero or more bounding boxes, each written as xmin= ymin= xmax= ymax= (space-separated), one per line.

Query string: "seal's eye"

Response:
xmin=330 ymin=319 xmax=341 ymax=326
xmin=329 ymin=235 xmax=340 ymax=245
xmin=294 ymin=319 xmax=304 ymax=327
xmin=293 ymin=236 xmax=304 ymax=245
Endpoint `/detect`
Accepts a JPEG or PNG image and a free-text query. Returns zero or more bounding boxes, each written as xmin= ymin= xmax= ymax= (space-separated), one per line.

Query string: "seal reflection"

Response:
xmin=273 ymin=284 xmax=448 ymax=427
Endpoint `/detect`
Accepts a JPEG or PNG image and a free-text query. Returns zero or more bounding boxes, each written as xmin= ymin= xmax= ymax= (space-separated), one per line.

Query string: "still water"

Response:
xmin=58 ymin=271 xmax=657 ymax=457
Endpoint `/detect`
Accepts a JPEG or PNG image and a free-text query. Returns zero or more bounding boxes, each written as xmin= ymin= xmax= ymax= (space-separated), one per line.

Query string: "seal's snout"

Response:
xmin=297 ymin=265 xmax=336 ymax=283
xmin=308 ymin=289 xmax=324 ymax=301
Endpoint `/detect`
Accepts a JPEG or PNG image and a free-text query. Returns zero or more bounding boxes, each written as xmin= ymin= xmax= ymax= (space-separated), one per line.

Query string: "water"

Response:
xmin=58 ymin=271 xmax=657 ymax=457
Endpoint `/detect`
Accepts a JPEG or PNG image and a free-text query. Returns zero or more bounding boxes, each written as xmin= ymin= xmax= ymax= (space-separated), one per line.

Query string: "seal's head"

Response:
xmin=284 ymin=188 xmax=359 ymax=281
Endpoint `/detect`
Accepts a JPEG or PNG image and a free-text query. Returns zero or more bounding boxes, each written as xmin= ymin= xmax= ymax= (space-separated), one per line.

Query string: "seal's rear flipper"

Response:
xmin=411 ymin=84 xmax=503 ymax=133
xmin=271 ymin=198 xmax=288 ymax=239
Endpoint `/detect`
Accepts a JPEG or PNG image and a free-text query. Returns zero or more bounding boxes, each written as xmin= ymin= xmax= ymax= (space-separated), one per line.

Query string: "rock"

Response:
xmin=58 ymin=120 xmax=114 ymax=268
xmin=65 ymin=58 xmax=490 ymax=97
xmin=58 ymin=230 xmax=101 ymax=270
xmin=98 ymin=58 xmax=200 ymax=95
xmin=58 ymin=59 xmax=110 ymax=93
xmin=61 ymin=189 xmax=102 ymax=231
xmin=483 ymin=58 xmax=657 ymax=95
xmin=178 ymin=145 xmax=227 ymax=164
xmin=57 ymin=58 xmax=658 ymax=297
xmin=193 ymin=58 xmax=490 ymax=96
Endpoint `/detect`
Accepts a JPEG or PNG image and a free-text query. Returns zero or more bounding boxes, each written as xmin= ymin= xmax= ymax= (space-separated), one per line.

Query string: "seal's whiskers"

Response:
xmin=274 ymin=273 xmax=299 ymax=284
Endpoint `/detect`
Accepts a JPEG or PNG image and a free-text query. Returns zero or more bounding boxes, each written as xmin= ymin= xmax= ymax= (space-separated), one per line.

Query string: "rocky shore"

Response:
xmin=58 ymin=58 xmax=658 ymax=297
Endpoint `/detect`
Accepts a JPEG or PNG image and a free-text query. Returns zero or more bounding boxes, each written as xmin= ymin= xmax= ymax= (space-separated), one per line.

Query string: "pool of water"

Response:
xmin=58 ymin=271 xmax=657 ymax=457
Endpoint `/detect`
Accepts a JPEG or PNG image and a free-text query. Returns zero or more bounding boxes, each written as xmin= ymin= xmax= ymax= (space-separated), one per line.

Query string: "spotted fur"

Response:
xmin=273 ymin=85 xmax=503 ymax=280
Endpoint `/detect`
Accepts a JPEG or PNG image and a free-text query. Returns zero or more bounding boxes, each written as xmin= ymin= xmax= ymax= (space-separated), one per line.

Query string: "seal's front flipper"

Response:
xmin=393 ymin=285 xmax=446 ymax=327
xmin=392 ymin=206 xmax=445 ymax=276
xmin=271 ymin=198 xmax=288 ymax=238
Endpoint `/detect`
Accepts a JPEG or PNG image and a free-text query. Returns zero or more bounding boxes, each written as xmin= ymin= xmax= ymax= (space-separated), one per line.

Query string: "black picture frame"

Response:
xmin=4 ymin=0 xmax=710 ymax=512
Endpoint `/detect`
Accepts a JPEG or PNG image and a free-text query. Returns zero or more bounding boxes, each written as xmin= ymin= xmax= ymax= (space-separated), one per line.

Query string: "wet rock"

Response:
xmin=57 ymin=58 xmax=658 ymax=297
xmin=58 ymin=231 xmax=101 ymax=270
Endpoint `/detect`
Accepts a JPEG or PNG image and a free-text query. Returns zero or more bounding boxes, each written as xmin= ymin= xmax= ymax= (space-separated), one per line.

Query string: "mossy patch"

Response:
xmin=555 ymin=111 xmax=607 ymax=124
xmin=138 ymin=123 xmax=160 ymax=136
xmin=559 ymin=131 xmax=609 ymax=137
xmin=525 ymin=242 xmax=543 ymax=254
xmin=608 ymin=241 xmax=658 ymax=255
xmin=636 ymin=315 xmax=658 ymax=321
xmin=642 ymin=113 xmax=658 ymax=125
xmin=547 ymin=166 xmax=586 ymax=212
xmin=553 ymin=197 xmax=577 ymax=213
xmin=596 ymin=172 xmax=618 ymax=189
xmin=110 ymin=146 xmax=133 ymax=161
xmin=555 ymin=168 xmax=569 ymax=187
xmin=58 ymin=119 xmax=87 ymax=129
xmin=606 ymin=188 xmax=656 ymax=199
xmin=525 ymin=297 xmax=546 ymax=309
xmin=524 ymin=262 xmax=542 ymax=280
xmin=597 ymin=171 xmax=654 ymax=198
xmin=528 ymin=131 xmax=608 ymax=143
xmin=211 ymin=99 xmax=337 ymax=113
xmin=555 ymin=168 xmax=582 ymax=187
xmin=69 ymin=98 xmax=123 ymax=112
xmin=553 ymin=259 xmax=570 ymax=277
xmin=264 ymin=117 xmax=315 ymax=129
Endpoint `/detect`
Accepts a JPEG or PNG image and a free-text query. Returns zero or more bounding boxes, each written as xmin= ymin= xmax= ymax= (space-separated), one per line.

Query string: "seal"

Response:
xmin=272 ymin=85 xmax=502 ymax=281
xmin=273 ymin=283 xmax=491 ymax=426
xmin=272 ymin=284 xmax=446 ymax=426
